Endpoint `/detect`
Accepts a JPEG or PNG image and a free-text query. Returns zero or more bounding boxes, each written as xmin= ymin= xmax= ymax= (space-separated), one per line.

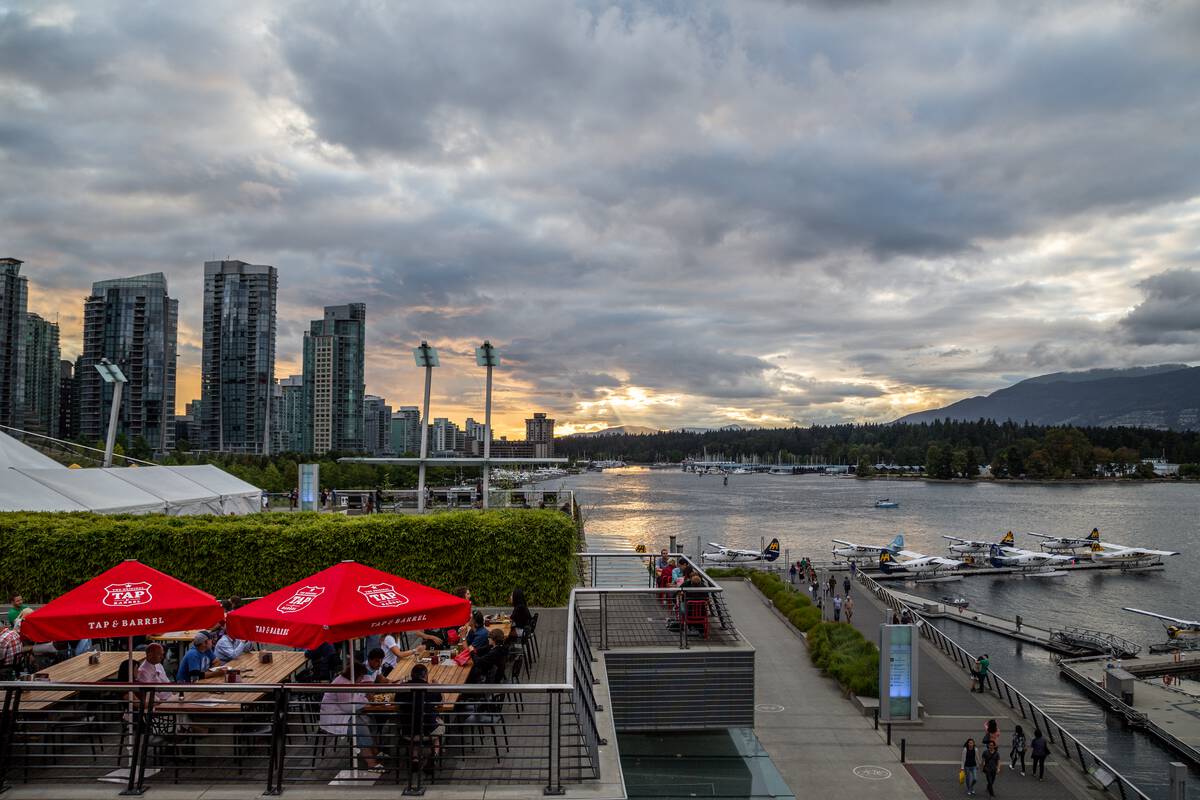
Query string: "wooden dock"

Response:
xmin=1059 ymin=653 xmax=1200 ymax=766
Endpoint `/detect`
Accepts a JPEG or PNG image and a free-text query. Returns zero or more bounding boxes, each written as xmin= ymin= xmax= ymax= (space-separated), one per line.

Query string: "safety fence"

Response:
xmin=857 ymin=572 xmax=1151 ymax=800
xmin=0 ymin=605 xmax=601 ymax=796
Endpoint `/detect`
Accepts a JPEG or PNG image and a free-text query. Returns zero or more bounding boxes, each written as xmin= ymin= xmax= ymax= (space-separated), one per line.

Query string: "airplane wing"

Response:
xmin=831 ymin=539 xmax=857 ymax=547
xmin=1026 ymin=531 xmax=1052 ymax=539
xmin=932 ymin=556 xmax=964 ymax=567
xmin=1124 ymin=547 xmax=1180 ymax=558
xmin=942 ymin=535 xmax=967 ymax=543
xmin=1124 ymin=607 xmax=1200 ymax=626
xmin=707 ymin=542 xmax=728 ymax=551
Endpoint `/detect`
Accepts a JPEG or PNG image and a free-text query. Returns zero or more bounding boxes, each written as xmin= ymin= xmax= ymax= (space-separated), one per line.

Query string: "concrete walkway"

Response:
xmin=721 ymin=581 xmax=928 ymax=800
xmin=832 ymin=573 xmax=1098 ymax=800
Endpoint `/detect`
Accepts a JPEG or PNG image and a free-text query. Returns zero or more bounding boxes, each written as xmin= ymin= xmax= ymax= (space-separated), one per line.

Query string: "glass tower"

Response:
xmin=79 ymin=273 xmax=178 ymax=452
xmin=0 ymin=258 xmax=28 ymax=433
xmin=200 ymin=260 xmax=278 ymax=454
xmin=23 ymin=313 xmax=61 ymax=438
xmin=302 ymin=303 xmax=366 ymax=454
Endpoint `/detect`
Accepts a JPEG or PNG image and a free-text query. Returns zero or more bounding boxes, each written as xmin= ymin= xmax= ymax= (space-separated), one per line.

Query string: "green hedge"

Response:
xmin=0 ymin=510 xmax=576 ymax=607
xmin=708 ymin=567 xmax=878 ymax=697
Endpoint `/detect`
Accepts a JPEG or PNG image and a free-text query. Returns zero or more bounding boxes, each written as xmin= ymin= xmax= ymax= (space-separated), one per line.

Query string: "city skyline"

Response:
xmin=6 ymin=2 xmax=1200 ymax=436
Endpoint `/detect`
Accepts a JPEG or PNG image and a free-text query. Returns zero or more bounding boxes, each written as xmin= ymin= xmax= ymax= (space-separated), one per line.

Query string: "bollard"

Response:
xmin=1168 ymin=762 xmax=1186 ymax=800
xmin=901 ymin=738 xmax=906 ymax=763
xmin=887 ymin=722 xmax=892 ymax=745
xmin=669 ymin=534 xmax=677 ymax=554
xmin=874 ymin=708 xmax=879 ymax=730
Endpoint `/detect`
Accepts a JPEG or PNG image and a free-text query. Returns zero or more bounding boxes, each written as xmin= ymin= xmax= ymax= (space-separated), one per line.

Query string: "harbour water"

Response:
xmin=561 ymin=467 xmax=1200 ymax=797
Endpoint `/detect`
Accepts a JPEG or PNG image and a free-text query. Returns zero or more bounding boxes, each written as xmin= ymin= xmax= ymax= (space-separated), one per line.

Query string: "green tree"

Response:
xmin=856 ymin=455 xmax=875 ymax=477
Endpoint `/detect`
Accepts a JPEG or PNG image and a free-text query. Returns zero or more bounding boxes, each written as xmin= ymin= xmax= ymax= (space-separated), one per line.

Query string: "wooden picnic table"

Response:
xmin=147 ymin=629 xmax=206 ymax=644
xmin=153 ymin=650 xmax=307 ymax=712
xmin=362 ymin=654 xmax=472 ymax=713
xmin=20 ymin=650 xmax=146 ymax=712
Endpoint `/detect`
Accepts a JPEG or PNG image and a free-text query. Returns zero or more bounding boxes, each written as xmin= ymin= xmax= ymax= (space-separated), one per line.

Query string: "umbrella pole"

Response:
xmin=348 ymin=642 xmax=359 ymax=776
xmin=127 ymin=635 xmax=134 ymax=681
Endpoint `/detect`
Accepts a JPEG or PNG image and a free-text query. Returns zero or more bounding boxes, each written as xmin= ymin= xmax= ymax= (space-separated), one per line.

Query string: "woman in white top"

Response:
xmin=381 ymin=632 xmax=424 ymax=676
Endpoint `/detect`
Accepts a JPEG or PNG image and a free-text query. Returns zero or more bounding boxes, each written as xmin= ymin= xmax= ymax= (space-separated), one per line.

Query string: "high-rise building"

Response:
xmin=431 ymin=417 xmax=459 ymax=454
xmin=0 ymin=258 xmax=28 ymax=433
xmin=79 ymin=273 xmax=178 ymax=452
xmin=390 ymin=406 xmax=421 ymax=455
xmin=275 ymin=375 xmax=305 ymax=453
xmin=201 ymin=260 xmax=277 ymax=454
xmin=23 ymin=313 xmax=60 ymax=438
xmin=526 ymin=412 xmax=556 ymax=458
xmin=58 ymin=360 xmax=75 ymax=440
xmin=363 ymin=395 xmax=393 ymax=456
xmin=302 ymin=303 xmax=365 ymax=455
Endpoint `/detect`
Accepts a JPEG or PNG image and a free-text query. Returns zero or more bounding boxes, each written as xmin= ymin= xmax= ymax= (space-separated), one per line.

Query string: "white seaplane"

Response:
xmin=832 ymin=534 xmax=905 ymax=563
xmin=942 ymin=534 xmax=998 ymax=556
xmin=1026 ymin=530 xmax=1097 ymax=554
xmin=1123 ymin=608 xmax=1200 ymax=642
xmin=987 ymin=532 xmax=1073 ymax=574
xmin=1085 ymin=528 xmax=1179 ymax=567
xmin=878 ymin=548 xmax=964 ymax=579
xmin=702 ymin=537 xmax=781 ymax=564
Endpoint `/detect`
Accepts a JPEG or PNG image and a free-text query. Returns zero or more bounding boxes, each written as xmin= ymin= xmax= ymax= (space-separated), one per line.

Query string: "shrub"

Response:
xmin=0 ymin=510 xmax=577 ymax=607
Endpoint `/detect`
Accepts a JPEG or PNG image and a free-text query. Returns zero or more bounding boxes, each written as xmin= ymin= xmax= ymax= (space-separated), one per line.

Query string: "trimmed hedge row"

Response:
xmin=0 ymin=510 xmax=577 ymax=607
xmin=708 ymin=567 xmax=879 ymax=697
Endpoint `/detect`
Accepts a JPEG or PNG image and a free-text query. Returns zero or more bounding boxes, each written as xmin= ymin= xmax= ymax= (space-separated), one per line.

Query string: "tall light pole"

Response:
xmin=475 ymin=341 xmax=500 ymax=509
xmin=94 ymin=358 xmax=128 ymax=468
xmin=413 ymin=341 xmax=439 ymax=512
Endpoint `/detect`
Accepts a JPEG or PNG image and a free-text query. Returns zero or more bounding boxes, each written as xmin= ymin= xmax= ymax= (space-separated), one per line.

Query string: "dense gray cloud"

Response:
xmin=3 ymin=0 xmax=1199 ymax=433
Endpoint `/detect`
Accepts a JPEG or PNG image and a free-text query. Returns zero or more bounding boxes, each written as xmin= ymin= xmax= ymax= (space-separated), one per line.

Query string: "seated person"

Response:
xmin=509 ymin=589 xmax=533 ymax=639
xmin=213 ymin=632 xmax=254 ymax=663
xmin=0 ymin=621 xmax=22 ymax=678
xmin=136 ymin=643 xmax=177 ymax=703
xmin=413 ymin=628 xmax=449 ymax=648
xmin=466 ymin=612 xmax=490 ymax=649
xmin=381 ymin=632 xmax=425 ymax=676
xmin=466 ymin=628 xmax=508 ymax=684
xmin=397 ymin=663 xmax=445 ymax=745
xmin=319 ymin=662 xmax=384 ymax=771
xmin=176 ymin=632 xmax=220 ymax=683
xmin=305 ymin=641 xmax=339 ymax=681
xmin=364 ymin=648 xmax=385 ymax=682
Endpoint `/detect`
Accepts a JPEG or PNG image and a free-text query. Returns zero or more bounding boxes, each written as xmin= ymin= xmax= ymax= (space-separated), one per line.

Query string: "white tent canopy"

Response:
xmin=166 ymin=465 xmax=263 ymax=515
xmin=0 ymin=431 xmax=66 ymax=470
xmin=108 ymin=466 xmax=224 ymax=516
xmin=16 ymin=468 xmax=167 ymax=514
xmin=0 ymin=470 xmax=87 ymax=512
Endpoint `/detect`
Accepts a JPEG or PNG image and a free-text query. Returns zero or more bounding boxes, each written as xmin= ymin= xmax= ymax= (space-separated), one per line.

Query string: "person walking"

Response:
xmin=983 ymin=719 xmax=1000 ymax=749
xmin=982 ymin=739 xmax=1001 ymax=796
xmin=849 ymin=560 xmax=858 ymax=578
xmin=789 ymin=562 xmax=798 ymax=584
xmin=961 ymin=738 xmax=979 ymax=796
xmin=843 ymin=576 xmax=851 ymax=596
xmin=833 ymin=594 xmax=843 ymax=622
xmin=1009 ymin=725 xmax=1027 ymax=776
xmin=827 ymin=575 xmax=836 ymax=596
xmin=844 ymin=594 xmax=854 ymax=622
xmin=1029 ymin=729 xmax=1048 ymax=780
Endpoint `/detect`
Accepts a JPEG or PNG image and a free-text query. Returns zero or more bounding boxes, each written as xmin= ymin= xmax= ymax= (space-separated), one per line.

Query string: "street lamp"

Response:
xmin=475 ymin=341 xmax=500 ymax=509
xmin=94 ymin=358 xmax=128 ymax=468
xmin=413 ymin=342 xmax=440 ymax=512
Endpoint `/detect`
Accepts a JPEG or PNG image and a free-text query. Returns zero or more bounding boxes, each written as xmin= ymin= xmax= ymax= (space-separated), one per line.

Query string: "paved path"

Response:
xmin=830 ymin=572 xmax=1097 ymax=800
xmin=721 ymin=581 xmax=928 ymax=800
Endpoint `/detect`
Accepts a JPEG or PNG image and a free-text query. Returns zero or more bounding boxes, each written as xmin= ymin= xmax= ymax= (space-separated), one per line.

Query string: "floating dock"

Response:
xmin=881 ymin=588 xmax=1140 ymax=657
xmin=1059 ymin=653 xmax=1200 ymax=766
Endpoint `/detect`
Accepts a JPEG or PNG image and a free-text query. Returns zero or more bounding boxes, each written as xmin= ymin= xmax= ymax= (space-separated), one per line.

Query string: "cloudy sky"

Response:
xmin=4 ymin=1 xmax=1200 ymax=436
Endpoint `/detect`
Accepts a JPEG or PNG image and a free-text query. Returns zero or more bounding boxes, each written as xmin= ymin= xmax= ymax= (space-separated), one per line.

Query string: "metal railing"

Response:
xmin=277 ymin=488 xmax=576 ymax=513
xmin=574 ymin=552 xmax=739 ymax=650
xmin=857 ymin=571 xmax=1151 ymax=800
xmin=1 ymin=604 xmax=602 ymax=795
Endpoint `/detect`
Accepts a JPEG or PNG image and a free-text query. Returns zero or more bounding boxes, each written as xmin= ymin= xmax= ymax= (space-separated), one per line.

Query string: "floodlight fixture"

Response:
xmin=475 ymin=341 xmax=500 ymax=368
xmin=94 ymin=358 xmax=128 ymax=384
xmin=413 ymin=341 xmax=440 ymax=368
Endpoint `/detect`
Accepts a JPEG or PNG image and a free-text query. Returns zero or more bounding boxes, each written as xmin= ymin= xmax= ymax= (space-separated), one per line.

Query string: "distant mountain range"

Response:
xmin=565 ymin=425 xmax=663 ymax=438
xmin=897 ymin=364 xmax=1200 ymax=430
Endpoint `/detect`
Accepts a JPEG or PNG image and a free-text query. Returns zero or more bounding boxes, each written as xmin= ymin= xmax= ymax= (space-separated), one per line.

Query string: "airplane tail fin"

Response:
xmin=879 ymin=550 xmax=895 ymax=573
xmin=887 ymin=534 xmax=904 ymax=553
xmin=1001 ymin=531 xmax=1014 ymax=546
xmin=989 ymin=543 xmax=1005 ymax=568
xmin=1087 ymin=528 xmax=1101 ymax=541
xmin=762 ymin=538 xmax=781 ymax=562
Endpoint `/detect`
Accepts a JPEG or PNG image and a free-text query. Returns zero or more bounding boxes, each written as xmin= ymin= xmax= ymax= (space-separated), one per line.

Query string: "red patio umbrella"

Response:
xmin=19 ymin=559 xmax=224 ymax=643
xmin=225 ymin=561 xmax=470 ymax=650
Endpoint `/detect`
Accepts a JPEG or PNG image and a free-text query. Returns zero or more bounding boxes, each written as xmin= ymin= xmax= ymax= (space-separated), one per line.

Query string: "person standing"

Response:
xmin=982 ymin=739 xmax=1001 ymax=796
xmin=843 ymin=576 xmax=851 ymax=596
xmin=983 ymin=719 xmax=1000 ymax=749
xmin=849 ymin=560 xmax=857 ymax=578
xmin=833 ymin=594 xmax=842 ymax=622
xmin=844 ymin=594 xmax=854 ymax=622
xmin=789 ymin=562 xmax=798 ymax=584
xmin=1009 ymin=724 xmax=1027 ymax=776
xmin=1029 ymin=729 xmax=1048 ymax=780
xmin=977 ymin=654 xmax=991 ymax=693
xmin=961 ymin=738 xmax=979 ymax=796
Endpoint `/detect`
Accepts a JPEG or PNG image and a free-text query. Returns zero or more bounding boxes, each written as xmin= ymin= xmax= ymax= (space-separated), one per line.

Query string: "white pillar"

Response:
xmin=417 ymin=364 xmax=433 ymax=512
xmin=482 ymin=362 xmax=493 ymax=510
xmin=103 ymin=380 xmax=123 ymax=468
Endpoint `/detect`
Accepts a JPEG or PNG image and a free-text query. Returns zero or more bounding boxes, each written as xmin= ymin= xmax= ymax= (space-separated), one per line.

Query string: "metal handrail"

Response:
xmin=857 ymin=571 xmax=1151 ymax=800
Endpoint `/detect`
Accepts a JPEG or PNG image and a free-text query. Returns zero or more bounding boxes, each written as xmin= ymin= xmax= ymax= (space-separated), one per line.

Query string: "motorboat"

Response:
xmin=874 ymin=499 xmax=900 ymax=509
xmin=941 ymin=595 xmax=969 ymax=609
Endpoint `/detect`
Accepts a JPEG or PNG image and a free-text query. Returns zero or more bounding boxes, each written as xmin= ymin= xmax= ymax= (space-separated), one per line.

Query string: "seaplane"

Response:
xmin=878 ymin=548 xmax=964 ymax=579
xmin=943 ymin=534 xmax=999 ymax=556
xmin=1026 ymin=530 xmax=1097 ymax=554
xmin=987 ymin=534 xmax=1073 ymax=574
xmin=832 ymin=534 xmax=904 ymax=563
xmin=1123 ymin=608 xmax=1200 ymax=641
xmin=1085 ymin=528 xmax=1179 ymax=567
xmin=702 ymin=538 xmax=781 ymax=564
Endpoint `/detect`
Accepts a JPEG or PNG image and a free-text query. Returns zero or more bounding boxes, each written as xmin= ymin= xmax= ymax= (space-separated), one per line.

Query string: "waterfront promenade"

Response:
xmin=720 ymin=581 xmax=928 ymax=799
xmin=838 ymin=573 xmax=1099 ymax=800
